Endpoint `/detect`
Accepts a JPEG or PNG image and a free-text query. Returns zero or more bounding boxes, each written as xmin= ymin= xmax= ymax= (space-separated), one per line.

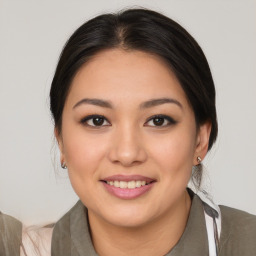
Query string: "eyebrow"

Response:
xmin=139 ymin=98 xmax=183 ymax=109
xmin=73 ymin=97 xmax=183 ymax=109
xmin=73 ymin=98 xmax=112 ymax=109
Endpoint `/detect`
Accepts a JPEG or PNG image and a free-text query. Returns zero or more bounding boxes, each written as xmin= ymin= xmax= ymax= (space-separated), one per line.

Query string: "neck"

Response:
xmin=88 ymin=190 xmax=191 ymax=256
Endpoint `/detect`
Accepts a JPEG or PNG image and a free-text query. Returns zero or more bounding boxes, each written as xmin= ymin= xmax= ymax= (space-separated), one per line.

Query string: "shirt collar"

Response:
xmin=70 ymin=201 xmax=97 ymax=255
xmin=166 ymin=193 xmax=209 ymax=255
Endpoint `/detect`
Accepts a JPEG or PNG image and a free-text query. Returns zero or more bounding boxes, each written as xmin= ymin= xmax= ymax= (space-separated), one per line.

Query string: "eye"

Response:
xmin=145 ymin=115 xmax=177 ymax=127
xmin=80 ymin=115 xmax=110 ymax=127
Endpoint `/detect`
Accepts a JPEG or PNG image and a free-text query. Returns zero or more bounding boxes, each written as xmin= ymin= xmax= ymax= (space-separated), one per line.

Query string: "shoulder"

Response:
xmin=219 ymin=205 xmax=256 ymax=256
xmin=220 ymin=205 xmax=256 ymax=233
xmin=0 ymin=211 xmax=22 ymax=256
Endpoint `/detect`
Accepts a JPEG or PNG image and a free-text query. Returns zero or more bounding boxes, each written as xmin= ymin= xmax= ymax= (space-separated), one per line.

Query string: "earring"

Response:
xmin=197 ymin=156 xmax=202 ymax=164
xmin=61 ymin=162 xmax=67 ymax=169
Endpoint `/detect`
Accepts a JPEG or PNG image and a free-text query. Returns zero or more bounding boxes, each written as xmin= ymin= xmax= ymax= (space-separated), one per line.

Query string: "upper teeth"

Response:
xmin=107 ymin=180 xmax=147 ymax=189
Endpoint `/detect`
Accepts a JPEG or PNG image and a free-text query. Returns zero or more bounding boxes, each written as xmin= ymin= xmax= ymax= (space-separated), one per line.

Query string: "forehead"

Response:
xmin=67 ymin=49 xmax=189 ymax=108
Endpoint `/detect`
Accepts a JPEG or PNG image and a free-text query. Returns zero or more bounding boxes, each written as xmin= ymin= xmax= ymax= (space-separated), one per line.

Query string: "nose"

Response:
xmin=108 ymin=124 xmax=147 ymax=167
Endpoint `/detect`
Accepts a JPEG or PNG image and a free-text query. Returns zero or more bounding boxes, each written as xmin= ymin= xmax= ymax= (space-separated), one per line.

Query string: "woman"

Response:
xmin=21 ymin=8 xmax=255 ymax=256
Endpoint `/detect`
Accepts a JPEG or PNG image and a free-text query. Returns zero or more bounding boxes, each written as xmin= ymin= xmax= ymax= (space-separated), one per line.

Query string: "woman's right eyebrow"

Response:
xmin=73 ymin=98 xmax=113 ymax=109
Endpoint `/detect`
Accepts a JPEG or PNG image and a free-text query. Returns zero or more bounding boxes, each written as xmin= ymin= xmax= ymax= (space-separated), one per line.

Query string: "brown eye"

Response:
xmin=92 ymin=117 xmax=104 ymax=126
xmin=152 ymin=117 xmax=165 ymax=126
xmin=80 ymin=115 xmax=110 ymax=127
xmin=145 ymin=115 xmax=177 ymax=127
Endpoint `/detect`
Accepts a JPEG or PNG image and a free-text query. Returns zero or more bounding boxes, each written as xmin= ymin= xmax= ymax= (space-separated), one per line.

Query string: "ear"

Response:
xmin=54 ymin=128 xmax=65 ymax=164
xmin=193 ymin=121 xmax=212 ymax=165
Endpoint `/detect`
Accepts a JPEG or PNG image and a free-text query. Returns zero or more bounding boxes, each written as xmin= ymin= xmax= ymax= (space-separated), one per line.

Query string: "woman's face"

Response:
xmin=57 ymin=49 xmax=210 ymax=227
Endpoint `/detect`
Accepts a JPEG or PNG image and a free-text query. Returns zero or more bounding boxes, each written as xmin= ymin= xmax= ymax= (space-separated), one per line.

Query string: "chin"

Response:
xmin=99 ymin=205 xmax=155 ymax=228
xmin=108 ymin=215 xmax=150 ymax=228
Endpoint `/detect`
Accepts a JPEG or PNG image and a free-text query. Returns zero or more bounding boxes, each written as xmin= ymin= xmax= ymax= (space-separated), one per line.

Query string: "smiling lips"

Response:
xmin=107 ymin=180 xmax=147 ymax=189
xmin=101 ymin=175 xmax=156 ymax=199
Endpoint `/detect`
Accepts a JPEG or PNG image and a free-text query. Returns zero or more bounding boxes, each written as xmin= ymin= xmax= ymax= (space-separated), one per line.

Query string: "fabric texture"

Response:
xmin=0 ymin=211 xmax=22 ymax=256
xmin=51 ymin=193 xmax=256 ymax=256
xmin=219 ymin=205 xmax=256 ymax=256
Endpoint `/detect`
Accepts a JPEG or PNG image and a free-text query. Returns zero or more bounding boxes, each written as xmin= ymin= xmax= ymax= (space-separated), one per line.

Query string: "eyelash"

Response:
xmin=145 ymin=114 xmax=177 ymax=127
xmin=80 ymin=115 xmax=110 ymax=128
xmin=80 ymin=114 xmax=177 ymax=128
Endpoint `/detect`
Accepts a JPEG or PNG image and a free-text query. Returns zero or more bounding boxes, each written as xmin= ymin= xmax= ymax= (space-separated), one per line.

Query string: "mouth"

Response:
xmin=101 ymin=180 xmax=154 ymax=189
xmin=100 ymin=175 xmax=156 ymax=199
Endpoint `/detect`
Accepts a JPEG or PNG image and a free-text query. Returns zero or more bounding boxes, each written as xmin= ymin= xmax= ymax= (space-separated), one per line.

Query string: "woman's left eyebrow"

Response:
xmin=139 ymin=98 xmax=183 ymax=109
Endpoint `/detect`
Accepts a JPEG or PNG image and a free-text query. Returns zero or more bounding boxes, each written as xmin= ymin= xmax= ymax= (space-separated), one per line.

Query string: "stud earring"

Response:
xmin=61 ymin=162 xmax=67 ymax=169
xmin=197 ymin=156 xmax=202 ymax=164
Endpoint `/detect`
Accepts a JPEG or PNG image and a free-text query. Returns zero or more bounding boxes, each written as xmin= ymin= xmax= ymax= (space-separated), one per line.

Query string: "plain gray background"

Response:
xmin=0 ymin=0 xmax=255 ymax=225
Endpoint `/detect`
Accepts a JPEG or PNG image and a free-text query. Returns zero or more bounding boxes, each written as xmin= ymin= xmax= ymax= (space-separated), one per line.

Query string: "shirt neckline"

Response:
xmin=70 ymin=192 xmax=209 ymax=256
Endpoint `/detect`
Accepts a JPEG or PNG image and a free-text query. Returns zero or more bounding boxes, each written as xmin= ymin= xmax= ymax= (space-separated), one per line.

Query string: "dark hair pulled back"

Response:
xmin=50 ymin=8 xmax=217 ymax=150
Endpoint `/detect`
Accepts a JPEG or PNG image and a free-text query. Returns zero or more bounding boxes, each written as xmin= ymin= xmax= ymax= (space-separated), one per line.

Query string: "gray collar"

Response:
xmin=70 ymin=201 xmax=97 ymax=255
xmin=166 ymin=194 xmax=209 ymax=255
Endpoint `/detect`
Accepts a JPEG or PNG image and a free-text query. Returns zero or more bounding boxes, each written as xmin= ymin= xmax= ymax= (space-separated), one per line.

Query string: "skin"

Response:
xmin=56 ymin=49 xmax=211 ymax=256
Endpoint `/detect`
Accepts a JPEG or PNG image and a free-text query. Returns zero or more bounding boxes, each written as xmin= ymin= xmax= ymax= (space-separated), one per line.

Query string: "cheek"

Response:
xmin=61 ymin=129 xmax=110 ymax=203
xmin=61 ymin=125 xmax=110 ymax=180
xmin=148 ymin=127 xmax=196 ymax=178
